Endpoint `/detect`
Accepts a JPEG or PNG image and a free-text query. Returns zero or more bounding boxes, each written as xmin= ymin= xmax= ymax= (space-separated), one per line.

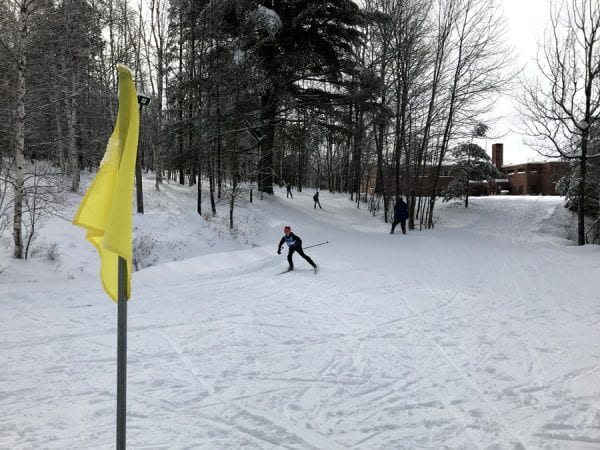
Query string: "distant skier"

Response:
xmin=391 ymin=197 xmax=409 ymax=235
xmin=277 ymin=226 xmax=317 ymax=272
xmin=286 ymin=183 xmax=293 ymax=199
xmin=313 ymin=191 xmax=322 ymax=209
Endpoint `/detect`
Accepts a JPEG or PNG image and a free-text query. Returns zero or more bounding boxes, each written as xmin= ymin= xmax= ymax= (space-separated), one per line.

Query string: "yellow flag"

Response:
xmin=73 ymin=65 xmax=139 ymax=302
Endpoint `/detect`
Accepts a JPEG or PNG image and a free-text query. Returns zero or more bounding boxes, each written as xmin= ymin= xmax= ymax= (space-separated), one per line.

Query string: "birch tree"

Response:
xmin=0 ymin=0 xmax=39 ymax=259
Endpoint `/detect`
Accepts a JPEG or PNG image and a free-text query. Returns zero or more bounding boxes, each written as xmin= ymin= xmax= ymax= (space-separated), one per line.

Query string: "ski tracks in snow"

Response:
xmin=2 ymin=196 xmax=600 ymax=448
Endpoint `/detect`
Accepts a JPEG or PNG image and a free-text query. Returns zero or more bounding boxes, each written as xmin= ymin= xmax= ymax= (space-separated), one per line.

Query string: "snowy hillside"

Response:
xmin=2 ymin=180 xmax=600 ymax=449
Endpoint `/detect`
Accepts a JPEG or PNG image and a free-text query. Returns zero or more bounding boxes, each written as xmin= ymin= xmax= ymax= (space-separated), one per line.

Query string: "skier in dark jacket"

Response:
xmin=286 ymin=183 xmax=293 ymax=199
xmin=278 ymin=226 xmax=317 ymax=271
xmin=313 ymin=191 xmax=322 ymax=209
xmin=391 ymin=198 xmax=409 ymax=235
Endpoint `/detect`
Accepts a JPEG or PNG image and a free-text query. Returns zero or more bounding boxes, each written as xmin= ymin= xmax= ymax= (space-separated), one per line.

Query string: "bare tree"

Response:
xmin=0 ymin=161 xmax=13 ymax=242
xmin=520 ymin=0 xmax=600 ymax=245
xmin=149 ymin=0 xmax=169 ymax=190
xmin=1 ymin=0 xmax=38 ymax=259
xmin=22 ymin=161 xmax=66 ymax=259
xmin=425 ymin=0 xmax=512 ymax=228
xmin=388 ymin=0 xmax=432 ymax=228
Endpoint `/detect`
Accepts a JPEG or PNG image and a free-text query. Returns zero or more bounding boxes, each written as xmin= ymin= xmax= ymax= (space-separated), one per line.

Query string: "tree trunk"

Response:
xmin=53 ymin=93 xmax=66 ymax=172
xmin=209 ymin=155 xmax=217 ymax=215
xmin=326 ymin=129 xmax=334 ymax=193
xmin=67 ymin=72 xmax=79 ymax=192
xmin=216 ymin=84 xmax=223 ymax=199
xmin=13 ymin=3 xmax=29 ymax=259
xmin=13 ymin=46 xmax=26 ymax=259
xmin=229 ymin=147 xmax=239 ymax=229
xmin=151 ymin=0 xmax=165 ymax=190
xmin=197 ymin=156 xmax=202 ymax=215
xmin=258 ymin=92 xmax=276 ymax=194
xmin=177 ymin=5 xmax=185 ymax=185
xmin=465 ymin=151 xmax=470 ymax=208
xmin=352 ymin=104 xmax=363 ymax=204
xmin=578 ymin=135 xmax=588 ymax=245
xmin=229 ymin=187 xmax=235 ymax=229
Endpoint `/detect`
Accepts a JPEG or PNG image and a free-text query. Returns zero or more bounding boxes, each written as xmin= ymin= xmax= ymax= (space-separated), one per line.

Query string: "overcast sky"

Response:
xmin=486 ymin=0 xmax=550 ymax=164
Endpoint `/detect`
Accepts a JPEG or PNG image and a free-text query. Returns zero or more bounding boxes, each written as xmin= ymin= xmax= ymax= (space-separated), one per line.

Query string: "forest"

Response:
xmin=1 ymin=0 xmax=599 ymax=259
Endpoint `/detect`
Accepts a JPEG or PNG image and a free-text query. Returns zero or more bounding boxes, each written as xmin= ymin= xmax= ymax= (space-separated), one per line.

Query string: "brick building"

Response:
xmin=363 ymin=143 xmax=571 ymax=197
xmin=490 ymin=143 xmax=570 ymax=195
xmin=363 ymin=165 xmax=455 ymax=197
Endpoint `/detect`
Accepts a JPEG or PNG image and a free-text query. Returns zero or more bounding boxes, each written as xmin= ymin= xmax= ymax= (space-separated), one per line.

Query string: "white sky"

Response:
xmin=485 ymin=0 xmax=551 ymax=164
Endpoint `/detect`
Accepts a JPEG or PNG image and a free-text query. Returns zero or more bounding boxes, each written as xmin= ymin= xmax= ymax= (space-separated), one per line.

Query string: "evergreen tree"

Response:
xmin=443 ymin=143 xmax=501 ymax=207
xmin=557 ymin=165 xmax=598 ymax=217
xmin=224 ymin=0 xmax=366 ymax=194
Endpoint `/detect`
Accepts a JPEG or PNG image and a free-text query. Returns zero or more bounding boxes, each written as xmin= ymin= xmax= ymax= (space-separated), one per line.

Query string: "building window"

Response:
xmin=530 ymin=185 xmax=537 ymax=194
xmin=517 ymin=168 xmax=525 ymax=174
xmin=529 ymin=168 xmax=538 ymax=174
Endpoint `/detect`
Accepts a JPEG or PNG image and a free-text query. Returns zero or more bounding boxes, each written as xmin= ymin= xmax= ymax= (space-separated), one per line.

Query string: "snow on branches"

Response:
xmin=254 ymin=5 xmax=282 ymax=39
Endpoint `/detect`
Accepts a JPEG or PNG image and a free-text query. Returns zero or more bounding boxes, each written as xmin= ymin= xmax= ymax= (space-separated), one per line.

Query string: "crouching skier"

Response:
xmin=277 ymin=226 xmax=318 ymax=273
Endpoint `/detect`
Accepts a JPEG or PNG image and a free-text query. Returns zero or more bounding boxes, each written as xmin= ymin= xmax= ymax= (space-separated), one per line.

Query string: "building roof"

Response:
xmin=501 ymin=161 xmax=570 ymax=169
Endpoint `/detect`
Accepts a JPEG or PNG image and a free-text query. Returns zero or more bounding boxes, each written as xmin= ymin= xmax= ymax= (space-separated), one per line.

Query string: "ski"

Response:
xmin=276 ymin=267 xmax=319 ymax=275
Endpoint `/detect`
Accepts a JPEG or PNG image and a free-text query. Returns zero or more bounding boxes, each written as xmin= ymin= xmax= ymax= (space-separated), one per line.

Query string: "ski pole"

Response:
xmin=303 ymin=241 xmax=329 ymax=249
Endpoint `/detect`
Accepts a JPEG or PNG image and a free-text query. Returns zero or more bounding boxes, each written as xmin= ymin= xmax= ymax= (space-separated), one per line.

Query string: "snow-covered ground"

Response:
xmin=2 ymin=178 xmax=600 ymax=449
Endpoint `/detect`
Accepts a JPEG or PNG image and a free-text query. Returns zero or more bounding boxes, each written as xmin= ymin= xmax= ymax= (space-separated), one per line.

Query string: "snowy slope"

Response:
xmin=2 ymin=182 xmax=600 ymax=449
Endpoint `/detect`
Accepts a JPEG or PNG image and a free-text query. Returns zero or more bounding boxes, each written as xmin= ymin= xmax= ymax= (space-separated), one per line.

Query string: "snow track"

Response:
xmin=2 ymin=192 xmax=600 ymax=449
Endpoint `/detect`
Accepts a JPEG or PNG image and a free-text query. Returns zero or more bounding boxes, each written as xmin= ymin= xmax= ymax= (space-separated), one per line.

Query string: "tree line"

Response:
xmin=0 ymin=0 xmax=598 ymax=259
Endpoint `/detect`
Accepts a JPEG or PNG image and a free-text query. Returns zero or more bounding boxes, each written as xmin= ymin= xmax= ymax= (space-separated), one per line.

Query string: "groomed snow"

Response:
xmin=1 ymin=179 xmax=600 ymax=449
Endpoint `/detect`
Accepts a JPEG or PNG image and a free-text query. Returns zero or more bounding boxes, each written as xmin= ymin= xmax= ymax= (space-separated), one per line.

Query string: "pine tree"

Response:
xmin=225 ymin=0 xmax=365 ymax=194
xmin=443 ymin=143 xmax=501 ymax=207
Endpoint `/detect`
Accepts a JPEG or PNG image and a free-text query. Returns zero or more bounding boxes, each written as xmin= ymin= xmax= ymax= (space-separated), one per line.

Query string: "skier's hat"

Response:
xmin=284 ymin=226 xmax=291 ymax=231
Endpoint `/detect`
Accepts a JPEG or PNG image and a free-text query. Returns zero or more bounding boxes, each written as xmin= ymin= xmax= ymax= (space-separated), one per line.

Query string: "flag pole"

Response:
xmin=116 ymin=256 xmax=127 ymax=450
xmin=72 ymin=65 xmax=145 ymax=450
xmin=115 ymin=92 xmax=149 ymax=449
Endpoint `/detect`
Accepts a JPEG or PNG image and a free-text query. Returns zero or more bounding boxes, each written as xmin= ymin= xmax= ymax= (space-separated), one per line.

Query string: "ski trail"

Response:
xmin=129 ymin=390 xmax=290 ymax=449
xmin=159 ymin=330 xmax=350 ymax=450
xmin=160 ymin=330 xmax=214 ymax=395
xmin=400 ymin=294 xmax=528 ymax=448
xmin=433 ymin=342 xmax=527 ymax=447
xmin=4 ymin=195 xmax=599 ymax=448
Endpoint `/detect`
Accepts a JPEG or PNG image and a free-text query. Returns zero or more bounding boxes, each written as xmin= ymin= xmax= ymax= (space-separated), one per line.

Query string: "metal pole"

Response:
xmin=136 ymin=94 xmax=150 ymax=214
xmin=135 ymin=103 xmax=144 ymax=214
xmin=116 ymin=256 xmax=127 ymax=450
xmin=303 ymin=241 xmax=329 ymax=250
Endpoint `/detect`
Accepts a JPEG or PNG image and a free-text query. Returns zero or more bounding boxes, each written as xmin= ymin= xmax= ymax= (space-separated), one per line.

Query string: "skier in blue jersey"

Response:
xmin=277 ymin=226 xmax=317 ymax=272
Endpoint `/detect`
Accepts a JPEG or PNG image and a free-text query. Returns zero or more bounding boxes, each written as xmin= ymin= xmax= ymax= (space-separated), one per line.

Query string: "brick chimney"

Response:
xmin=492 ymin=143 xmax=503 ymax=170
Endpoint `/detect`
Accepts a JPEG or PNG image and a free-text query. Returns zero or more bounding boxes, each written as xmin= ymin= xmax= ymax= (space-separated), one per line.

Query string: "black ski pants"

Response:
xmin=391 ymin=219 xmax=406 ymax=235
xmin=314 ymin=200 xmax=322 ymax=209
xmin=288 ymin=245 xmax=316 ymax=269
